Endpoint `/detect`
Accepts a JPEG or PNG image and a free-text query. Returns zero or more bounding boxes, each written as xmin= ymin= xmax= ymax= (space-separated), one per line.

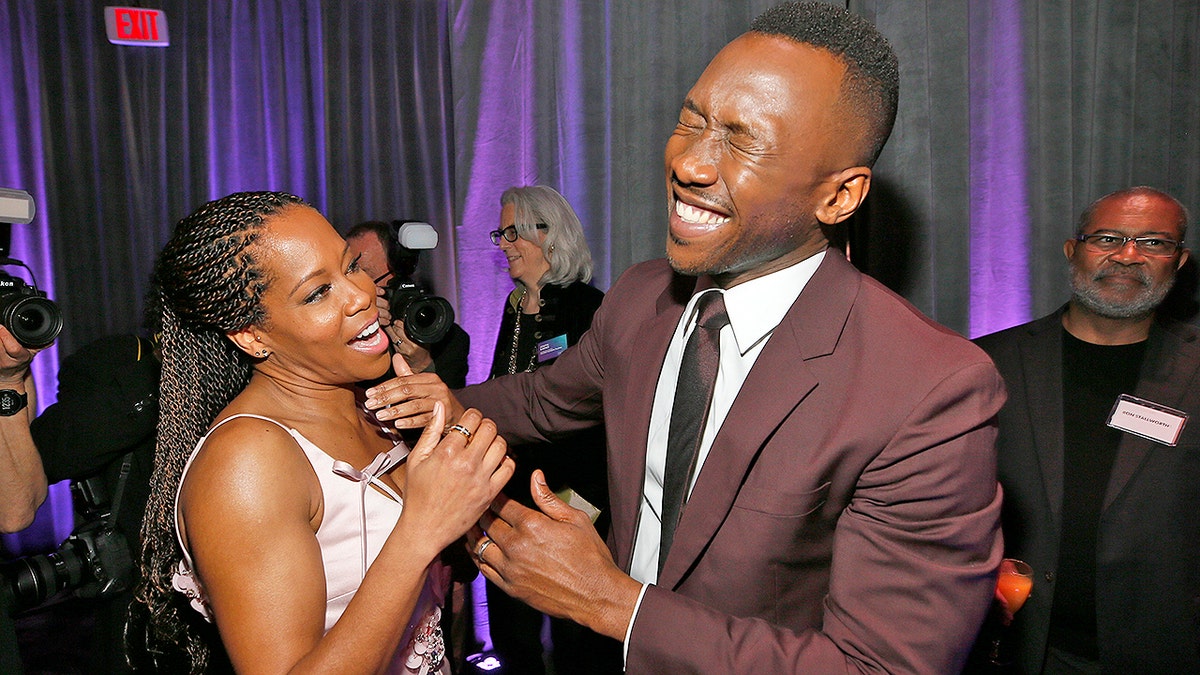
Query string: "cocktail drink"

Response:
xmin=989 ymin=558 xmax=1033 ymax=666
xmin=997 ymin=559 xmax=1033 ymax=614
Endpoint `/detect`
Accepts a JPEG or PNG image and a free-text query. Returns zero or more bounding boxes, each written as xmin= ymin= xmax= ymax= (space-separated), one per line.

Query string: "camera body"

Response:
xmin=1 ymin=475 xmax=136 ymax=615
xmin=0 ymin=187 xmax=62 ymax=348
xmin=382 ymin=221 xmax=454 ymax=345
xmin=387 ymin=280 xmax=455 ymax=345
xmin=0 ymin=271 xmax=62 ymax=349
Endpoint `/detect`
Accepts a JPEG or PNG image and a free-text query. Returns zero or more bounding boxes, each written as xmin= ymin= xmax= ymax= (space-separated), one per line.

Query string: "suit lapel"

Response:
xmin=611 ymin=273 xmax=696 ymax=570
xmin=657 ymin=253 xmax=854 ymax=588
xmin=1019 ymin=314 xmax=1066 ymax=522
xmin=1103 ymin=321 xmax=1200 ymax=512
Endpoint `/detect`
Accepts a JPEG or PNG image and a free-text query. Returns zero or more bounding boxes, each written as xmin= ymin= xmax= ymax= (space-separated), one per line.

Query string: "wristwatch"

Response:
xmin=0 ymin=389 xmax=28 ymax=416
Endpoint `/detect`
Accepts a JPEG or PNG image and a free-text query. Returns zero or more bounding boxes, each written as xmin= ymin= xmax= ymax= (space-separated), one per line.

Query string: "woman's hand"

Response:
xmin=365 ymin=353 xmax=465 ymax=429
xmin=396 ymin=400 xmax=515 ymax=558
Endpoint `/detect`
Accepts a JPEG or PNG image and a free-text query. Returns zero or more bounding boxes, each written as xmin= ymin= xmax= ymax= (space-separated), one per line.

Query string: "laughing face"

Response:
xmin=243 ymin=206 xmax=392 ymax=385
xmin=663 ymin=33 xmax=868 ymax=288
xmin=1065 ymin=192 xmax=1190 ymax=320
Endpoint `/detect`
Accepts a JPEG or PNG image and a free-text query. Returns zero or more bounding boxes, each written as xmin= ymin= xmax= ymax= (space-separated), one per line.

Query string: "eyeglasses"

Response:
xmin=490 ymin=223 xmax=548 ymax=245
xmin=1075 ymin=233 xmax=1184 ymax=257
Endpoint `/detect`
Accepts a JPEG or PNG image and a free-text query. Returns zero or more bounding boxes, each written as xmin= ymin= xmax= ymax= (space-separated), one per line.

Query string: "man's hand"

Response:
xmin=0 ymin=325 xmax=38 ymax=386
xmin=365 ymin=353 xmax=465 ymax=430
xmin=468 ymin=470 xmax=641 ymax=640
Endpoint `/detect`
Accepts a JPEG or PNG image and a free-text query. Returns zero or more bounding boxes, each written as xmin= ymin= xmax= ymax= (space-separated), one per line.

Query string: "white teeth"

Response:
xmin=676 ymin=200 xmax=730 ymax=225
xmin=355 ymin=321 xmax=380 ymax=340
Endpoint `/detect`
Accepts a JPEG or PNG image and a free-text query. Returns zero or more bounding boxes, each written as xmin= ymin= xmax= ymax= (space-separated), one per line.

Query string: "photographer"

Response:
xmin=27 ymin=331 xmax=157 ymax=667
xmin=0 ymin=325 xmax=44 ymax=675
xmin=346 ymin=220 xmax=470 ymax=388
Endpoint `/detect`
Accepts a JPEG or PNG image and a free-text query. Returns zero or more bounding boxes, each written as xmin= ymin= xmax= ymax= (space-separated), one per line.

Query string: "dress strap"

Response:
xmin=331 ymin=440 xmax=412 ymax=577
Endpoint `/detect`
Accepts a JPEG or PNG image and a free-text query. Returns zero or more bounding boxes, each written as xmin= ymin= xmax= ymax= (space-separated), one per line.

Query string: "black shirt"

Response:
xmin=1048 ymin=330 xmax=1146 ymax=659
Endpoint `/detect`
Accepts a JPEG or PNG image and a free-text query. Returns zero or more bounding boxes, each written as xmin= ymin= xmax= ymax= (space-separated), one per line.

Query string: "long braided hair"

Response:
xmin=136 ymin=191 xmax=309 ymax=672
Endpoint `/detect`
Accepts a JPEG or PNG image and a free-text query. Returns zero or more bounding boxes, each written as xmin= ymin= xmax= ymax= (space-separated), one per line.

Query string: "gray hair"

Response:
xmin=500 ymin=185 xmax=593 ymax=287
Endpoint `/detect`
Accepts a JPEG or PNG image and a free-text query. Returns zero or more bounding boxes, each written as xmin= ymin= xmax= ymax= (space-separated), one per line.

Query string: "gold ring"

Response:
xmin=476 ymin=538 xmax=494 ymax=561
xmin=447 ymin=424 xmax=473 ymax=442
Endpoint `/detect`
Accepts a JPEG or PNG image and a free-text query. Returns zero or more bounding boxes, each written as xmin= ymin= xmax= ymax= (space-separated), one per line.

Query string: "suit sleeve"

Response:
xmin=626 ymin=361 xmax=1006 ymax=674
xmin=458 ymin=293 xmax=608 ymax=442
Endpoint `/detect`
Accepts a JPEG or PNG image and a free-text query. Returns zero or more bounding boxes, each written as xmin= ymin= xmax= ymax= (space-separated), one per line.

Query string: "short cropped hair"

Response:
xmin=750 ymin=1 xmax=899 ymax=167
xmin=500 ymin=186 xmax=593 ymax=287
xmin=345 ymin=220 xmax=420 ymax=279
xmin=1076 ymin=186 xmax=1190 ymax=242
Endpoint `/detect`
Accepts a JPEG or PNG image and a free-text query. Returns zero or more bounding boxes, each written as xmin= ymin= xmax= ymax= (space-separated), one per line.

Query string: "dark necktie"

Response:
xmin=659 ymin=290 xmax=728 ymax=574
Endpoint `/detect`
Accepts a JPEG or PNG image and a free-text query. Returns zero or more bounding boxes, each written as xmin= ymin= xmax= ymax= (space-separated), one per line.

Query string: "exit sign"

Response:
xmin=104 ymin=6 xmax=169 ymax=47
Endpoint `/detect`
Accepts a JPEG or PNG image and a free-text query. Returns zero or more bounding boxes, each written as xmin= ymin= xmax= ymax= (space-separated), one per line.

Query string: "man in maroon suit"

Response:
xmin=369 ymin=3 xmax=1005 ymax=672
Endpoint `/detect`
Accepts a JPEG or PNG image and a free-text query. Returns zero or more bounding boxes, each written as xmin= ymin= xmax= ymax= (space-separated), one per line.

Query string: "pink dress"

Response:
xmin=172 ymin=414 xmax=450 ymax=674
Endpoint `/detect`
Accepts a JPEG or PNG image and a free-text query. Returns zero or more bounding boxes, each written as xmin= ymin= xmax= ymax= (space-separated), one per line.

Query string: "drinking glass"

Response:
xmin=989 ymin=558 xmax=1033 ymax=666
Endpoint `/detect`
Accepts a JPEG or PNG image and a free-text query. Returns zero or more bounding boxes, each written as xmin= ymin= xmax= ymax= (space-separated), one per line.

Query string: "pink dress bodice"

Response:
xmin=172 ymin=414 xmax=449 ymax=674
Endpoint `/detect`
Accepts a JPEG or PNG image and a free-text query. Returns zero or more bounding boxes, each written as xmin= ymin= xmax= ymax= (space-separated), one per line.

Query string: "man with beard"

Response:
xmin=973 ymin=186 xmax=1200 ymax=673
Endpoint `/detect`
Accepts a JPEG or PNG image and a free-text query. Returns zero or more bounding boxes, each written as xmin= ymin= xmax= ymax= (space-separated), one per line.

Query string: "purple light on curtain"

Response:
xmin=548 ymin=3 xmax=592 ymax=281
xmin=0 ymin=0 xmax=71 ymax=555
xmin=452 ymin=0 xmax=541 ymax=647
xmin=968 ymin=0 xmax=1031 ymax=337
xmin=202 ymin=0 xmax=327 ymax=203
xmin=453 ymin=0 xmax=541 ymax=385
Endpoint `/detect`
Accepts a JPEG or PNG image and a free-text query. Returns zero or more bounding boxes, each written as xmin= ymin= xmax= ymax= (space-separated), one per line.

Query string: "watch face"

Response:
xmin=0 ymin=390 xmax=26 ymax=416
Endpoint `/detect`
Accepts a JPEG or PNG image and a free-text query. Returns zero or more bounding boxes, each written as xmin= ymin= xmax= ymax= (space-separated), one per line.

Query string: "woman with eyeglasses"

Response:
xmin=488 ymin=186 xmax=602 ymax=378
xmin=481 ymin=185 xmax=620 ymax=675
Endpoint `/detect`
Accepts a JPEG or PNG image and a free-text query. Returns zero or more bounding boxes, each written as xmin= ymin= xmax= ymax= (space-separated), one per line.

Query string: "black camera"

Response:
xmin=0 ymin=270 xmax=62 ymax=349
xmin=0 ymin=188 xmax=61 ymax=348
xmin=1 ymin=476 xmax=136 ymax=615
xmin=382 ymin=221 xmax=454 ymax=345
xmin=388 ymin=280 xmax=455 ymax=345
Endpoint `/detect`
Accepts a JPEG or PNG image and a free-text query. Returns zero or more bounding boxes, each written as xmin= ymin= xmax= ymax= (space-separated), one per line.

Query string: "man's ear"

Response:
xmin=1177 ymin=248 xmax=1190 ymax=270
xmin=1063 ymin=238 xmax=1078 ymax=261
xmin=816 ymin=167 xmax=872 ymax=226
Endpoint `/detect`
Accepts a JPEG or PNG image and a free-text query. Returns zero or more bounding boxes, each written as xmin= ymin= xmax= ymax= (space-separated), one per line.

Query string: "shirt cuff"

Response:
xmin=622 ymin=582 xmax=651 ymax=668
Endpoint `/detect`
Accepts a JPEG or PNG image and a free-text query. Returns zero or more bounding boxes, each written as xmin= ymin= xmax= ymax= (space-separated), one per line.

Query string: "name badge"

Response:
xmin=1106 ymin=394 xmax=1188 ymax=446
xmin=536 ymin=334 xmax=569 ymax=363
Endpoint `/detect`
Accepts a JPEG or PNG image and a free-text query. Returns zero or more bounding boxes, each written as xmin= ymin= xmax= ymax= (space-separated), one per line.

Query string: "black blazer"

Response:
xmin=486 ymin=280 xmax=608 ymax=519
xmin=976 ymin=310 xmax=1200 ymax=673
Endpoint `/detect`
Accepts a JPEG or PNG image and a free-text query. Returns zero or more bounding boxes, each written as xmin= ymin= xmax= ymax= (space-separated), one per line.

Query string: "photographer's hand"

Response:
xmin=389 ymin=320 xmax=434 ymax=374
xmin=0 ymin=325 xmax=47 ymax=532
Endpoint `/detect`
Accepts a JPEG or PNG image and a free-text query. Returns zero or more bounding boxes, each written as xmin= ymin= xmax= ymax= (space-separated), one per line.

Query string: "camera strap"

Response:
xmin=105 ymin=451 xmax=135 ymax=530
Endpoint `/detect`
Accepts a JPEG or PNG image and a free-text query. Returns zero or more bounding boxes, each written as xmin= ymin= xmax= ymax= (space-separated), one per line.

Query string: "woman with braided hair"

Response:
xmin=136 ymin=191 xmax=513 ymax=674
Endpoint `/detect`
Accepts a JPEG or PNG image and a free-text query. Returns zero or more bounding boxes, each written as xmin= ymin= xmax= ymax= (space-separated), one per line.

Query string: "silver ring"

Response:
xmin=476 ymin=538 xmax=494 ymax=561
xmin=447 ymin=424 xmax=473 ymax=442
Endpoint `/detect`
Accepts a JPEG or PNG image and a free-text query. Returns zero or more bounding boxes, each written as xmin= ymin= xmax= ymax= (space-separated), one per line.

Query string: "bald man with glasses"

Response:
xmin=972 ymin=186 xmax=1200 ymax=674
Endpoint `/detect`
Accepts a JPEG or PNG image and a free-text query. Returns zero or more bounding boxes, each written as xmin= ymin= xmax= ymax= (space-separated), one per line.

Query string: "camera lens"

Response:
xmin=0 ymin=543 xmax=85 ymax=614
xmin=403 ymin=296 xmax=454 ymax=344
xmin=2 ymin=295 xmax=63 ymax=348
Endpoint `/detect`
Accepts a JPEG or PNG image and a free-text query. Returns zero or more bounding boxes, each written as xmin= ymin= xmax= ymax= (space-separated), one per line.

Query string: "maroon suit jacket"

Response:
xmin=458 ymin=253 xmax=1005 ymax=674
